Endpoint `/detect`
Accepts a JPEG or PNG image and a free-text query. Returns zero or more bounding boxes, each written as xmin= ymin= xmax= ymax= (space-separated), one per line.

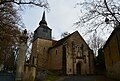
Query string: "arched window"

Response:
xmin=81 ymin=44 xmax=84 ymax=57
xmin=43 ymin=47 xmax=45 ymax=55
xmin=56 ymin=50 xmax=58 ymax=55
xmin=32 ymin=56 xmax=34 ymax=64
xmin=77 ymin=47 xmax=81 ymax=57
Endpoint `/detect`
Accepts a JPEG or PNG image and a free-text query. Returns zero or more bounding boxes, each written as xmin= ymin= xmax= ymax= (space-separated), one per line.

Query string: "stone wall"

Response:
xmin=31 ymin=38 xmax=52 ymax=70
xmin=103 ymin=28 xmax=120 ymax=80
xmin=30 ymin=31 xmax=95 ymax=76
xmin=48 ymin=46 xmax=63 ymax=70
xmin=87 ymin=50 xmax=95 ymax=74
xmin=23 ymin=65 xmax=36 ymax=81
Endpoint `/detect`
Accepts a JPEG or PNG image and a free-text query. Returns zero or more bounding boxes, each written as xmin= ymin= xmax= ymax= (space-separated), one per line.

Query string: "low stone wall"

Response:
xmin=23 ymin=64 xmax=36 ymax=81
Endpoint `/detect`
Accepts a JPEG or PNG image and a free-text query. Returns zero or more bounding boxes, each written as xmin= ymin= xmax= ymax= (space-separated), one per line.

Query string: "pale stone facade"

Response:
xmin=47 ymin=31 xmax=94 ymax=75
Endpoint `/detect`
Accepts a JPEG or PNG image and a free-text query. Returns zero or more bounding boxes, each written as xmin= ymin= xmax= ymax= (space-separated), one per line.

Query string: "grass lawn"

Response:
xmin=45 ymin=75 xmax=61 ymax=81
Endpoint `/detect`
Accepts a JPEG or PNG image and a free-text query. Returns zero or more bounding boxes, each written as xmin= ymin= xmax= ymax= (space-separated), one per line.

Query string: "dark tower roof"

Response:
xmin=33 ymin=11 xmax=52 ymax=41
xmin=39 ymin=11 xmax=47 ymax=25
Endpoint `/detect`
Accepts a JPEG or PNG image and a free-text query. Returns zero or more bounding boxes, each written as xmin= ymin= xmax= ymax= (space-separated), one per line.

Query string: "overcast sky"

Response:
xmin=20 ymin=0 xmax=113 ymax=42
xmin=21 ymin=0 xmax=83 ymax=40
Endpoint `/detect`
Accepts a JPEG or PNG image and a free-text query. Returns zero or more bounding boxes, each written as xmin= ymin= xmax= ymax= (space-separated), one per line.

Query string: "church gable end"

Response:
xmin=48 ymin=31 xmax=93 ymax=75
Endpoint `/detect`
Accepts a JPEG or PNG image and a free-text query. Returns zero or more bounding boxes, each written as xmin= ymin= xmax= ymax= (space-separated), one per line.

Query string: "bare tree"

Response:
xmin=87 ymin=32 xmax=105 ymax=56
xmin=74 ymin=0 xmax=120 ymax=36
xmin=0 ymin=2 xmax=23 ymax=72
xmin=0 ymin=0 xmax=49 ymax=72
xmin=0 ymin=0 xmax=49 ymax=9
xmin=25 ymin=31 xmax=33 ymax=61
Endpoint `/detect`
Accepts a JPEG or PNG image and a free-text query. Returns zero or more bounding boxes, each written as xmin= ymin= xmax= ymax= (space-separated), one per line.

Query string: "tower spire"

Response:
xmin=39 ymin=11 xmax=47 ymax=25
xmin=42 ymin=11 xmax=45 ymax=21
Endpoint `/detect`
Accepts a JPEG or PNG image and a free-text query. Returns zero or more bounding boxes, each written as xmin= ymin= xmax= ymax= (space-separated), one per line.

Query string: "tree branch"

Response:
xmin=0 ymin=0 xmax=48 ymax=8
xmin=104 ymin=0 xmax=120 ymax=24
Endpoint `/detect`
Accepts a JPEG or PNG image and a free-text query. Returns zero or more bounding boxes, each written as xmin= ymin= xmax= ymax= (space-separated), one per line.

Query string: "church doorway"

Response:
xmin=76 ymin=62 xmax=81 ymax=75
xmin=62 ymin=45 xmax=66 ymax=74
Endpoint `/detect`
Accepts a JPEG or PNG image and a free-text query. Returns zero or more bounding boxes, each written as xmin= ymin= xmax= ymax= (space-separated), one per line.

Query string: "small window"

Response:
xmin=81 ymin=44 xmax=84 ymax=56
xmin=32 ymin=57 xmax=34 ymax=64
xmin=43 ymin=48 xmax=45 ymax=54
xmin=56 ymin=50 xmax=58 ymax=55
xmin=84 ymin=58 xmax=86 ymax=63
xmin=78 ymin=47 xmax=80 ymax=57
xmin=70 ymin=68 xmax=71 ymax=72
xmin=81 ymin=44 xmax=84 ymax=50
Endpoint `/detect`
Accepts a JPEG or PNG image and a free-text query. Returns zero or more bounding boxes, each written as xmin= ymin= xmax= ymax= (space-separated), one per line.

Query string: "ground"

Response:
xmin=45 ymin=75 xmax=119 ymax=81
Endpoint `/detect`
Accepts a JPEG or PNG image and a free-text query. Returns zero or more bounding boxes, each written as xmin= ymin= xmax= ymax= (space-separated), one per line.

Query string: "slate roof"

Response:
xmin=39 ymin=11 xmax=47 ymax=25
xmin=49 ymin=31 xmax=91 ymax=50
xmin=49 ymin=31 xmax=75 ymax=49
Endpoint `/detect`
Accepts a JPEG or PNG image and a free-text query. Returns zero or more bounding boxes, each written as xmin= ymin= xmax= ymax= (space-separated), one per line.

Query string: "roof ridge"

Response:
xmin=50 ymin=31 xmax=77 ymax=49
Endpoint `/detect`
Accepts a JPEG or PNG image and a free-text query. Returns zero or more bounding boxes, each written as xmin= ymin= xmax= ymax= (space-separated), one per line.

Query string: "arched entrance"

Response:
xmin=76 ymin=62 xmax=81 ymax=75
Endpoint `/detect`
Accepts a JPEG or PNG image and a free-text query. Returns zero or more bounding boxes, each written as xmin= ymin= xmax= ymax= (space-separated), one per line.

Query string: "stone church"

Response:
xmin=30 ymin=11 xmax=94 ymax=75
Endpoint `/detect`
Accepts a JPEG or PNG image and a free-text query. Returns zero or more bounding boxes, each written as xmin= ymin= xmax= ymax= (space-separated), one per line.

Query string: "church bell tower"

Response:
xmin=31 ymin=11 xmax=52 ymax=71
xmin=33 ymin=11 xmax=52 ymax=41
